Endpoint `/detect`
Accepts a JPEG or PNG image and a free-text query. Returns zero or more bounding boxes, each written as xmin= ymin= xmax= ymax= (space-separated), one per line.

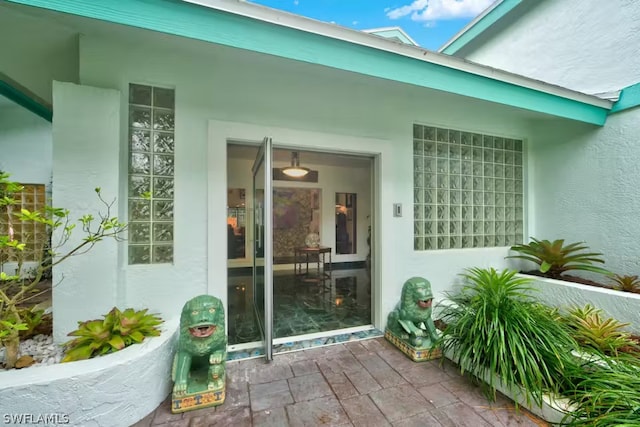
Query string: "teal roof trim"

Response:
xmin=610 ymin=82 xmax=640 ymax=114
xmin=440 ymin=0 xmax=522 ymax=55
xmin=0 ymin=80 xmax=52 ymax=122
xmin=366 ymin=29 xmax=417 ymax=46
xmin=6 ymin=0 xmax=607 ymax=125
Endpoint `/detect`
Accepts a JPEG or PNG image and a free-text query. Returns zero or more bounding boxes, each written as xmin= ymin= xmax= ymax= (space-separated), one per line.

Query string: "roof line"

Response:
xmin=610 ymin=81 xmax=640 ymax=114
xmin=185 ymin=0 xmax=610 ymax=109
xmin=0 ymin=73 xmax=52 ymax=122
xmin=361 ymin=26 xmax=419 ymax=46
xmin=438 ymin=0 xmax=522 ymax=55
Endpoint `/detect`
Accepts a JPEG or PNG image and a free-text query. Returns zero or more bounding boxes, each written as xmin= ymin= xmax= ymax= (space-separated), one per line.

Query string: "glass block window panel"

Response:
xmin=128 ymin=84 xmax=175 ymax=264
xmin=0 ymin=184 xmax=47 ymax=262
xmin=413 ymin=124 xmax=524 ymax=250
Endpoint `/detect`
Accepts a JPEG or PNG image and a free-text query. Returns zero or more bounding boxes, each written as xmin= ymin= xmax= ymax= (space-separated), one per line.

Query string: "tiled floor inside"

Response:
xmin=227 ymin=268 xmax=371 ymax=345
xmin=135 ymin=337 xmax=549 ymax=426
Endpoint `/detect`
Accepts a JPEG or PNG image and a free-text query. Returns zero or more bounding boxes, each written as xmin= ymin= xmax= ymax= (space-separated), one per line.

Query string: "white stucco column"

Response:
xmin=51 ymin=81 xmax=121 ymax=342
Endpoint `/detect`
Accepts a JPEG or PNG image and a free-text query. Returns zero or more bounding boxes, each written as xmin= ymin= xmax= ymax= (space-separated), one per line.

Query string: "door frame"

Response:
xmin=251 ymin=137 xmax=274 ymax=360
xmin=209 ymin=119 xmax=386 ymax=349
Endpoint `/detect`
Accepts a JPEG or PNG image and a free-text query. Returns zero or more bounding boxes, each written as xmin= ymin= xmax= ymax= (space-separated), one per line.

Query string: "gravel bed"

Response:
xmin=0 ymin=335 xmax=64 ymax=371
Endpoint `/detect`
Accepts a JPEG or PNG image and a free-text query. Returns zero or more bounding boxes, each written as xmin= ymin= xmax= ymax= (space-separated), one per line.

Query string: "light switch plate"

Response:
xmin=393 ymin=203 xmax=402 ymax=217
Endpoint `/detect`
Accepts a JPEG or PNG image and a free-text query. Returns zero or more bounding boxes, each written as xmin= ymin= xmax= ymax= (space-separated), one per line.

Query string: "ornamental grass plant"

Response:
xmin=561 ymin=354 xmax=640 ymax=426
xmin=438 ymin=267 xmax=579 ymax=406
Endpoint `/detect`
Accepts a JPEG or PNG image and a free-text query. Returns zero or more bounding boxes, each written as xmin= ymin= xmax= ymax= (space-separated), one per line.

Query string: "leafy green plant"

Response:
xmin=16 ymin=306 xmax=44 ymax=338
xmin=438 ymin=267 xmax=578 ymax=406
xmin=1 ymin=172 xmax=127 ymax=368
xmin=62 ymin=307 xmax=163 ymax=362
xmin=610 ymin=274 xmax=640 ymax=293
xmin=564 ymin=304 xmax=640 ymax=357
xmin=562 ymin=355 xmax=640 ymax=426
xmin=507 ymin=238 xmax=610 ymax=279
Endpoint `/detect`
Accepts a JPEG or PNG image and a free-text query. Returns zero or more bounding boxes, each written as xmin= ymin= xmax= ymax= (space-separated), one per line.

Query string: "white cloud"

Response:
xmin=387 ymin=0 xmax=494 ymax=21
xmin=352 ymin=20 xmax=359 ymax=25
xmin=293 ymin=0 xmax=299 ymax=5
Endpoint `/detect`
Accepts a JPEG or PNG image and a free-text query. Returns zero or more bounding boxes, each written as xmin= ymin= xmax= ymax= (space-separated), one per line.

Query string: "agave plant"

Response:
xmin=507 ymin=238 xmax=610 ymax=279
xmin=564 ymin=304 xmax=639 ymax=357
xmin=62 ymin=307 xmax=163 ymax=362
xmin=610 ymin=274 xmax=640 ymax=293
xmin=438 ymin=267 xmax=578 ymax=406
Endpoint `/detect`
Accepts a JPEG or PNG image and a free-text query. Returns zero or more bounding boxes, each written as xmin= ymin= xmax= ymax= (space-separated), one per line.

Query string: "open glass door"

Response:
xmin=252 ymin=137 xmax=274 ymax=361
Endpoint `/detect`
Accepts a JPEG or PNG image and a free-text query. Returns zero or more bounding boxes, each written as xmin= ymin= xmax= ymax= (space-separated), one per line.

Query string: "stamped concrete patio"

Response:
xmin=134 ymin=337 xmax=548 ymax=426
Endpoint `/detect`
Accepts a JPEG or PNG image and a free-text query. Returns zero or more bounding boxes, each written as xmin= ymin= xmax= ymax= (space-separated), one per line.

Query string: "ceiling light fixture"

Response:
xmin=282 ymin=151 xmax=310 ymax=177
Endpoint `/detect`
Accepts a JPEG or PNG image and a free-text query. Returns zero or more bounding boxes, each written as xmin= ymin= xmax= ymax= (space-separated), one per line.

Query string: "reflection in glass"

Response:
xmin=227 ymin=188 xmax=247 ymax=259
xmin=335 ymin=193 xmax=356 ymax=255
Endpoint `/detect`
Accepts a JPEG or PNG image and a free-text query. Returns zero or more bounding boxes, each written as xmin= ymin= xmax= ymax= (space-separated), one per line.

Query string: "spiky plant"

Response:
xmin=610 ymin=274 xmax=640 ymax=293
xmin=507 ymin=238 xmax=610 ymax=279
xmin=62 ymin=307 xmax=163 ymax=362
xmin=438 ymin=268 xmax=578 ymax=406
xmin=564 ymin=304 xmax=640 ymax=357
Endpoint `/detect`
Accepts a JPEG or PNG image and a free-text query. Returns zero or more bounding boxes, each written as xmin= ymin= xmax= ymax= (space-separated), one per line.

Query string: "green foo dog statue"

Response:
xmin=171 ymin=295 xmax=227 ymax=413
xmin=385 ymin=277 xmax=441 ymax=362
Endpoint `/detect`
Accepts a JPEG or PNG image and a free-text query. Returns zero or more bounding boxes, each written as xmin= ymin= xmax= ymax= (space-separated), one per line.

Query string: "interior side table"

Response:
xmin=294 ymin=246 xmax=332 ymax=283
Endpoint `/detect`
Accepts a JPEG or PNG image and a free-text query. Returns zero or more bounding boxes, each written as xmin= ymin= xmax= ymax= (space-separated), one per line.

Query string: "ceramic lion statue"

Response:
xmin=387 ymin=277 xmax=438 ymax=347
xmin=172 ymin=295 xmax=227 ymax=396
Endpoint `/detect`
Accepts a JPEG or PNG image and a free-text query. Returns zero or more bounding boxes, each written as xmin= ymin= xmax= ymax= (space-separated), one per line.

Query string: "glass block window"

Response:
xmin=0 ymin=184 xmax=47 ymax=261
xmin=128 ymin=84 xmax=175 ymax=264
xmin=413 ymin=124 xmax=524 ymax=250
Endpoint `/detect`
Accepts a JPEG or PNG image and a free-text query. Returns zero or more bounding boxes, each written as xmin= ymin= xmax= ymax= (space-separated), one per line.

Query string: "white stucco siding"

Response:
xmin=462 ymin=0 xmax=640 ymax=94
xmin=528 ymin=110 xmax=640 ymax=276
xmin=455 ymin=0 xmax=640 ymax=279
xmin=51 ymin=82 xmax=121 ymax=342
xmin=72 ymin=32 xmax=543 ymax=332
xmin=0 ymin=106 xmax=52 ymax=187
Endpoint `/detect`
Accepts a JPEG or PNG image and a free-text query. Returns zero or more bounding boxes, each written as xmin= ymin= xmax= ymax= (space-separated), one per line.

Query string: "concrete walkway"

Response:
xmin=134 ymin=338 xmax=548 ymax=426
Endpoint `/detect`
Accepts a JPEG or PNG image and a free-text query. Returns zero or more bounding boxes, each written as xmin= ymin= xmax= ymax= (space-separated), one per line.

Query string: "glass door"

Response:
xmin=252 ymin=137 xmax=274 ymax=361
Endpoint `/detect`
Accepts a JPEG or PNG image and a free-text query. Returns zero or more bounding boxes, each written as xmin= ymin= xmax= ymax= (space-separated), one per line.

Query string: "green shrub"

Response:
xmin=507 ymin=238 xmax=610 ymax=279
xmin=1 ymin=172 xmax=127 ymax=368
xmin=438 ymin=267 xmax=578 ymax=406
xmin=62 ymin=307 xmax=163 ymax=362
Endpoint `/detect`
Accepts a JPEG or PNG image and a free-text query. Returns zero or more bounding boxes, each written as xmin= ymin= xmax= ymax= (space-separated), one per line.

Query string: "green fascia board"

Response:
xmin=610 ymin=82 xmax=640 ymax=114
xmin=440 ymin=0 xmax=523 ymax=55
xmin=0 ymin=80 xmax=52 ymax=122
xmin=6 ymin=0 xmax=607 ymax=125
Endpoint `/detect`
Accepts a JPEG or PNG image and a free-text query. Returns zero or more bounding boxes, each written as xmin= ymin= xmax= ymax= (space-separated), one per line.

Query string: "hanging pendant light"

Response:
xmin=282 ymin=151 xmax=310 ymax=177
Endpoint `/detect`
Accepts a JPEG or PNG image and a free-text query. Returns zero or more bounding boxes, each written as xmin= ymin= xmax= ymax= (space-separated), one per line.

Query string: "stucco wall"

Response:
xmin=63 ymin=30 xmax=545 ymax=335
xmin=51 ymin=82 xmax=121 ymax=342
xmin=0 ymin=105 xmax=52 ymax=187
xmin=460 ymin=0 xmax=640 ymax=94
xmin=457 ymin=0 xmax=640 ymax=276
xmin=525 ymin=112 xmax=640 ymax=276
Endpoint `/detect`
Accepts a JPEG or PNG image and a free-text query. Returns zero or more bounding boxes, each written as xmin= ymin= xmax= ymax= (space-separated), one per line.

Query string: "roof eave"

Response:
xmin=184 ymin=0 xmax=610 ymax=110
xmin=4 ymin=0 xmax=612 ymax=125
xmin=362 ymin=26 xmax=420 ymax=46
xmin=438 ymin=0 xmax=523 ymax=55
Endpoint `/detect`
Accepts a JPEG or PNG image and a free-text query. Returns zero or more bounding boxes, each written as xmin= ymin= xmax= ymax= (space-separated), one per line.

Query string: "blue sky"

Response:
xmin=248 ymin=0 xmax=495 ymax=51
